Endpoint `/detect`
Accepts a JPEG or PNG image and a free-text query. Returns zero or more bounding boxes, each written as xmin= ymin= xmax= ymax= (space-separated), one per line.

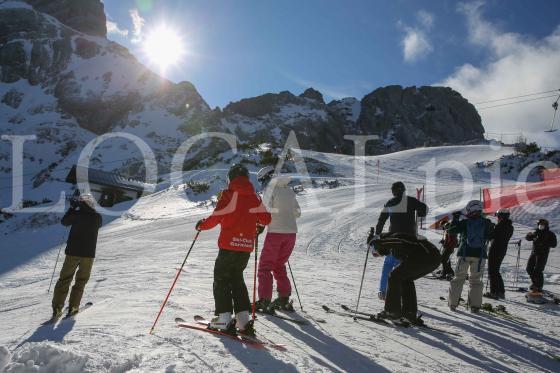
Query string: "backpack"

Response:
xmin=466 ymin=218 xmax=486 ymax=249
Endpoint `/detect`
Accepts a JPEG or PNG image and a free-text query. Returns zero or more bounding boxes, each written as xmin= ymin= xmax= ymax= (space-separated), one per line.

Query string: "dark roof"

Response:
xmin=65 ymin=166 xmax=154 ymax=193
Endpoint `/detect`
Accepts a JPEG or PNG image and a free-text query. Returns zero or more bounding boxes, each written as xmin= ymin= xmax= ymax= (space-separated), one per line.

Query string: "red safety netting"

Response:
xmin=483 ymin=178 xmax=560 ymax=213
xmin=543 ymin=168 xmax=560 ymax=181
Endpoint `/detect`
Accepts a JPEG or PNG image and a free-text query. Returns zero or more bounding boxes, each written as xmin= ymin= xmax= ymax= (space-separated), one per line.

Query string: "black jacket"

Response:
xmin=526 ymin=229 xmax=557 ymax=255
xmin=61 ymin=205 xmax=102 ymax=258
xmin=372 ymin=233 xmax=441 ymax=262
xmin=376 ymin=195 xmax=428 ymax=235
xmin=489 ymin=218 xmax=514 ymax=253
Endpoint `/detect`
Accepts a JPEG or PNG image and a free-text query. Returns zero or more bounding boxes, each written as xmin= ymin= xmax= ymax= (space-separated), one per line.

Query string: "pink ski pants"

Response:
xmin=257 ymin=232 xmax=297 ymax=300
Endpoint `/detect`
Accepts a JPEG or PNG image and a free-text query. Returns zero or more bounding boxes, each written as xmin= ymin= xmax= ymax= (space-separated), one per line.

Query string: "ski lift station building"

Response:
xmin=65 ymin=166 xmax=155 ymax=207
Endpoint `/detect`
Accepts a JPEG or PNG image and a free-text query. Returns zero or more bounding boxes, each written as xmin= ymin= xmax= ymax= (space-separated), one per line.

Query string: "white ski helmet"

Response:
xmin=257 ymin=166 xmax=275 ymax=183
xmin=79 ymin=193 xmax=96 ymax=209
xmin=465 ymin=200 xmax=483 ymax=216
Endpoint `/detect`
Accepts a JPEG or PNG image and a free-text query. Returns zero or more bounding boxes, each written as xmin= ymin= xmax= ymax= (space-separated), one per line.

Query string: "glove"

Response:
xmin=69 ymin=197 xmax=80 ymax=209
xmin=452 ymin=211 xmax=462 ymax=220
xmin=195 ymin=219 xmax=205 ymax=231
xmin=256 ymin=225 xmax=265 ymax=235
xmin=366 ymin=227 xmax=376 ymax=245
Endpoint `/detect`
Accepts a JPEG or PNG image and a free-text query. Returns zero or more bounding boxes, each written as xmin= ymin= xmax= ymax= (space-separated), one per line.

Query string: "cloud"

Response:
xmin=439 ymin=1 xmax=560 ymax=146
xmin=106 ymin=20 xmax=129 ymax=37
xmin=402 ymin=28 xmax=434 ymax=62
xmin=129 ymin=8 xmax=145 ymax=43
xmin=417 ymin=9 xmax=435 ymax=30
xmin=399 ymin=10 xmax=435 ymax=63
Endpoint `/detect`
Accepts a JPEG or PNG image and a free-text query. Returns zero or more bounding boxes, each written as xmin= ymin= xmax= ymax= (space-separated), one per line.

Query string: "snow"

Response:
xmin=5 ymin=343 xmax=87 ymax=373
xmin=1 ymin=144 xmax=559 ymax=371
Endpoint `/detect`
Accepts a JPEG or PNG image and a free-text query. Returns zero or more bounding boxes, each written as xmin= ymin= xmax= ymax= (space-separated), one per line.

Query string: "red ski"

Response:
xmin=175 ymin=317 xmax=285 ymax=351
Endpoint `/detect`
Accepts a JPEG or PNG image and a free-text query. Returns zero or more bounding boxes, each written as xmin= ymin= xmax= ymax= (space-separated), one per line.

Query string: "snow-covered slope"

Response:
xmin=1 ymin=145 xmax=559 ymax=372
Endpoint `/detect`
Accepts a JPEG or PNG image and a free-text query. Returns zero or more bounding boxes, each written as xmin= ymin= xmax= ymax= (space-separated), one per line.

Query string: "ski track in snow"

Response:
xmin=1 ymin=145 xmax=559 ymax=372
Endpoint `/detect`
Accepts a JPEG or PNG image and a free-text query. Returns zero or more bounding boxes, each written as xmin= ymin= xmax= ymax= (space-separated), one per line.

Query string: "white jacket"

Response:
xmin=263 ymin=177 xmax=301 ymax=233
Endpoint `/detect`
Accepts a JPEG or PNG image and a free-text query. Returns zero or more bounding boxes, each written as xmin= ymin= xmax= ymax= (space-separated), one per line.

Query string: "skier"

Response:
xmin=447 ymin=200 xmax=494 ymax=312
xmin=525 ymin=218 xmax=557 ymax=302
xmin=375 ymin=181 xmax=428 ymax=236
xmin=254 ymin=166 xmax=301 ymax=313
xmin=52 ymin=194 xmax=102 ymax=318
xmin=484 ymin=208 xmax=514 ymax=299
xmin=370 ymin=233 xmax=441 ymax=324
xmin=196 ymin=164 xmax=271 ymax=336
xmin=434 ymin=223 xmax=458 ymax=280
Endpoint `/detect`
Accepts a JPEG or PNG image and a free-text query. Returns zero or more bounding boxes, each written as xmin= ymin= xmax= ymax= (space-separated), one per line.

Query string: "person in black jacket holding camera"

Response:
xmin=484 ymin=208 xmax=514 ymax=299
xmin=526 ymin=218 xmax=557 ymax=294
xmin=52 ymin=194 xmax=102 ymax=318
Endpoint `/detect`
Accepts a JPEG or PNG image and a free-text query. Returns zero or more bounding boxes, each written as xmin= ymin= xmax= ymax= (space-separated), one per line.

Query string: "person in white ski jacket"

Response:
xmin=255 ymin=166 xmax=301 ymax=313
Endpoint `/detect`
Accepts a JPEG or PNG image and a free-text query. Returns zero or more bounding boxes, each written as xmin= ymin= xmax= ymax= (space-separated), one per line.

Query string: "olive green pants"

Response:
xmin=52 ymin=255 xmax=94 ymax=310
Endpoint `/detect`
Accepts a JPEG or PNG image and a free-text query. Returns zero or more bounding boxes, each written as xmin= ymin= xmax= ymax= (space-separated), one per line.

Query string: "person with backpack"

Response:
xmin=484 ymin=208 xmax=514 ymax=299
xmin=447 ymin=200 xmax=494 ymax=312
xmin=370 ymin=233 xmax=441 ymax=324
xmin=52 ymin=194 xmax=102 ymax=318
xmin=525 ymin=218 xmax=556 ymax=300
xmin=196 ymin=164 xmax=271 ymax=336
xmin=254 ymin=166 xmax=301 ymax=314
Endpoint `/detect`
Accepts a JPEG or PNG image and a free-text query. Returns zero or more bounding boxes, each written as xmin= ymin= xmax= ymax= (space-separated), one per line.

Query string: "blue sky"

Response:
xmin=103 ymin=0 xmax=560 ymax=145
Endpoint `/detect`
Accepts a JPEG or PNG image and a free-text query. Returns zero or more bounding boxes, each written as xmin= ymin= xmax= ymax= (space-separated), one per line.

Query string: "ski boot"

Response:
xmin=470 ymin=306 xmax=480 ymax=314
xmin=52 ymin=306 xmax=63 ymax=319
xmin=209 ymin=312 xmax=236 ymax=334
xmin=497 ymin=292 xmax=505 ymax=300
xmin=483 ymin=292 xmax=499 ymax=300
xmin=404 ymin=314 xmax=425 ymax=326
xmin=238 ymin=320 xmax=256 ymax=338
xmin=376 ymin=310 xmax=401 ymax=321
xmin=449 ymin=305 xmax=457 ymax=311
xmin=526 ymin=291 xmax=546 ymax=304
xmin=271 ymin=296 xmax=295 ymax=312
xmin=255 ymin=299 xmax=275 ymax=314
xmin=236 ymin=311 xmax=256 ymax=337
xmin=66 ymin=306 xmax=79 ymax=317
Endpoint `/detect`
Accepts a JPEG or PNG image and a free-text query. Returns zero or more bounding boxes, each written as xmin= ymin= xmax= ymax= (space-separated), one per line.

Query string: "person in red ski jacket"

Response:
xmin=196 ymin=164 xmax=271 ymax=336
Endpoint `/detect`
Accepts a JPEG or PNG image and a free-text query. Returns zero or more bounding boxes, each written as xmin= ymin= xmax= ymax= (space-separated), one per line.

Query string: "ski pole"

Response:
xmin=251 ymin=230 xmax=259 ymax=321
xmin=47 ymin=230 xmax=67 ymax=293
xmin=288 ymin=261 xmax=303 ymax=311
xmin=354 ymin=246 xmax=370 ymax=319
xmin=149 ymin=231 xmax=200 ymax=334
xmin=513 ymin=240 xmax=521 ymax=289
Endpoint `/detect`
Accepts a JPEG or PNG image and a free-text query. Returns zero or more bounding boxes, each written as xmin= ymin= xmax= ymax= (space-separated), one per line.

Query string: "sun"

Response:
xmin=143 ymin=26 xmax=185 ymax=72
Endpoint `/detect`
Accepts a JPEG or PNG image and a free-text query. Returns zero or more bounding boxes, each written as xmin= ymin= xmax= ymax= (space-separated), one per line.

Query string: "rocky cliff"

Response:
xmin=23 ymin=0 xmax=107 ymax=37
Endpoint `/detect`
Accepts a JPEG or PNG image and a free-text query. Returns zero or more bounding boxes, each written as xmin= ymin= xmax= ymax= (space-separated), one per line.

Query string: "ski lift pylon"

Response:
xmin=545 ymin=91 xmax=560 ymax=133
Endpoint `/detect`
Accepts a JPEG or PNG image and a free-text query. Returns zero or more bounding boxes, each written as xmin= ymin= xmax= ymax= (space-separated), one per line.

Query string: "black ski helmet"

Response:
xmin=495 ymin=208 xmax=510 ymax=220
xmin=391 ymin=181 xmax=406 ymax=196
xmin=228 ymin=163 xmax=249 ymax=181
xmin=537 ymin=218 xmax=549 ymax=227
